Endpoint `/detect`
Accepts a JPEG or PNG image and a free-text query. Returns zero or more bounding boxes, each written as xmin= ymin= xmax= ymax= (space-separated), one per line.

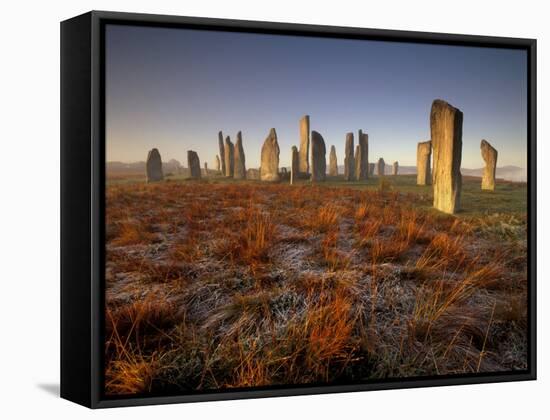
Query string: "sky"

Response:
xmin=105 ymin=24 xmax=528 ymax=169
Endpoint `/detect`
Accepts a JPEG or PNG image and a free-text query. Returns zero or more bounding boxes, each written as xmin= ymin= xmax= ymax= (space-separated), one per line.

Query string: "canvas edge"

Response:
xmin=60 ymin=11 xmax=94 ymax=408
xmin=59 ymin=10 xmax=537 ymax=409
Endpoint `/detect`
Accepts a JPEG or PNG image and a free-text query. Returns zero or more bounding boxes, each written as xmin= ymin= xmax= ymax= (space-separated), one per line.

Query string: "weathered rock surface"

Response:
xmin=417 ymin=140 xmax=432 ymax=185
xmin=224 ymin=136 xmax=234 ymax=178
xmin=356 ymin=129 xmax=369 ymax=180
xmin=354 ymin=145 xmax=360 ymax=179
xmin=290 ymin=145 xmax=299 ymax=185
xmin=344 ymin=133 xmax=355 ymax=181
xmin=377 ymin=158 xmax=385 ymax=176
xmin=215 ymin=155 xmax=221 ymax=173
xmin=393 ymin=161 xmax=399 ymax=175
xmin=299 ymin=115 xmax=310 ymax=175
xmin=234 ymin=131 xmax=246 ymax=180
xmin=218 ymin=131 xmax=226 ymax=176
xmin=187 ymin=150 xmax=201 ymax=179
xmin=431 ymin=99 xmax=463 ymax=214
xmin=146 ymin=148 xmax=163 ymax=182
xmin=260 ymin=128 xmax=280 ymax=182
xmin=329 ymin=145 xmax=338 ymax=176
xmin=310 ymin=131 xmax=326 ymax=182
xmin=368 ymin=163 xmax=375 ymax=176
xmin=481 ymin=139 xmax=498 ymax=191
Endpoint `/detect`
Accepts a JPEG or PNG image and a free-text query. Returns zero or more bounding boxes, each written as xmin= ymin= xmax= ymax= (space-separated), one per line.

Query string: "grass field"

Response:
xmin=104 ymin=173 xmax=528 ymax=396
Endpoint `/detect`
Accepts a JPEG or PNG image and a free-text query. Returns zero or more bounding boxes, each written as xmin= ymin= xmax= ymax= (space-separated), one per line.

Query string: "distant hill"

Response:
xmin=461 ymin=165 xmax=526 ymax=182
xmin=107 ymin=159 xmax=183 ymax=174
xmin=334 ymin=164 xmax=526 ymax=182
xmin=108 ymin=161 xmax=526 ymax=183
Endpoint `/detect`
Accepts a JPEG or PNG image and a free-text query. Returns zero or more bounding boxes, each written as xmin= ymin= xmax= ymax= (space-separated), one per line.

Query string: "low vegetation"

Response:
xmin=104 ymin=175 xmax=527 ymax=396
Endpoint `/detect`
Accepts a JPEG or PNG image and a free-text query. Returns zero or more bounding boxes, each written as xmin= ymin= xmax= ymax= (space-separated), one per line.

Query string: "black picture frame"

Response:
xmin=60 ymin=10 xmax=537 ymax=409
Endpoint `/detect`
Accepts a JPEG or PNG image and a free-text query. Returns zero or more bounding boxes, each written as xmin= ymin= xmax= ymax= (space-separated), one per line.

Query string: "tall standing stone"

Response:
xmin=260 ymin=128 xmax=280 ymax=182
xmin=218 ymin=131 xmax=226 ymax=176
xmin=224 ymin=136 xmax=234 ymax=178
xmin=310 ymin=131 xmax=326 ymax=182
xmin=215 ymin=155 xmax=221 ymax=173
xmin=329 ymin=145 xmax=338 ymax=176
xmin=354 ymin=145 xmax=360 ymax=180
xmin=417 ymin=140 xmax=432 ymax=185
xmin=204 ymin=161 xmax=208 ymax=175
xmin=392 ymin=161 xmax=399 ymax=175
xmin=480 ymin=139 xmax=498 ymax=191
xmin=299 ymin=115 xmax=310 ymax=175
xmin=187 ymin=150 xmax=201 ymax=179
xmin=234 ymin=131 xmax=247 ymax=180
xmin=356 ymin=130 xmax=369 ymax=180
xmin=146 ymin=148 xmax=163 ymax=182
xmin=377 ymin=158 xmax=385 ymax=176
xmin=290 ymin=146 xmax=299 ymax=185
xmin=344 ymin=133 xmax=355 ymax=181
xmin=431 ymin=99 xmax=463 ymax=214
xmin=368 ymin=163 xmax=375 ymax=176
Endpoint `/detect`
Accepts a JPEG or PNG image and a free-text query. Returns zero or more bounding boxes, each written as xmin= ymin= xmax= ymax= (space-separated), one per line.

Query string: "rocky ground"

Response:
xmin=104 ymin=176 xmax=528 ymax=396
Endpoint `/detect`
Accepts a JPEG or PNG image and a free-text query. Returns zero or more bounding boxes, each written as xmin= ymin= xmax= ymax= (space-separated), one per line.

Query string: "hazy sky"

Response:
xmin=105 ymin=24 xmax=528 ymax=169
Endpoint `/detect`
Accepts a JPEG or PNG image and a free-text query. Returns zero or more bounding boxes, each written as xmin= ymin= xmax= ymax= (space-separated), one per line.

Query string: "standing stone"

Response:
xmin=329 ymin=145 xmax=338 ymax=176
xmin=234 ymin=131 xmax=247 ymax=180
xmin=187 ymin=150 xmax=201 ymax=179
xmin=146 ymin=148 xmax=163 ymax=182
xmin=260 ymin=128 xmax=280 ymax=182
xmin=431 ymin=99 xmax=463 ymax=214
xmin=299 ymin=115 xmax=310 ymax=175
xmin=204 ymin=161 xmax=208 ymax=176
xmin=368 ymin=163 xmax=375 ymax=176
xmin=310 ymin=131 xmax=326 ymax=182
xmin=356 ymin=130 xmax=369 ymax=180
xmin=354 ymin=145 xmax=360 ymax=179
xmin=377 ymin=158 xmax=385 ymax=176
xmin=344 ymin=133 xmax=355 ymax=181
xmin=218 ymin=131 xmax=226 ymax=176
xmin=417 ymin=140 xmax=432 ymax=185
xmin=392 ymin=161 xmax=399 ymax=175
xmin=290 ymin=146 xmax=299 ymax=185
xmin=224 ymin=136 xmax=234 ymax=178
xmin=480 ymin=139 xmax=498 ymax=191
xmin=215 ymin=155 xmax=221 ymax=173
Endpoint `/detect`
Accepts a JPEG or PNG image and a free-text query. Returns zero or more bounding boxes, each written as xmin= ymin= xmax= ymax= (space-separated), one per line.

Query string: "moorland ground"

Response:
xmin=104 ymin=173 xmax=528 ymax=396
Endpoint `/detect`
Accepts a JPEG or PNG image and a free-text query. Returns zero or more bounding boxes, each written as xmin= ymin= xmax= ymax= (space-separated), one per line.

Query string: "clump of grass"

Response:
xmin=211 ymin=209 xmax=276 ymax=269
xmin=320 ymin=229 xmax=351 ymax=271
xmin=370 ymin=238 xmax=408 ymax=264
xmin=242 ymin=211 xmax=274 ymax=262
xmin=356 ymin=219 xmax=382 ymax=247
xmin=110 ymin=219 xmax=155 ymax=246
xmin=415 ymin=232 xmax=467 ymax=272
xmin=269 ymin=288 xmax=358 ymax=383
xmin=105 ymin=294 xmax=181 ymax=349
xmin=104 ymin=294 xmax=179 ymax=395
xmin=396 ymin=209 xmax=430 ymax=244
xmin=105 ymin=352 xmax=159 ymax=395
xmin=354 ymin=202 xmax=370 ymax=221
xmin=308 ymin=204 xmax=340 ymax=233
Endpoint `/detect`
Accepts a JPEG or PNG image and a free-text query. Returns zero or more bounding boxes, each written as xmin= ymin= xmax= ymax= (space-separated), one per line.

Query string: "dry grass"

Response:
xmin=104 ymin=179 xmax=528 ymax=396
